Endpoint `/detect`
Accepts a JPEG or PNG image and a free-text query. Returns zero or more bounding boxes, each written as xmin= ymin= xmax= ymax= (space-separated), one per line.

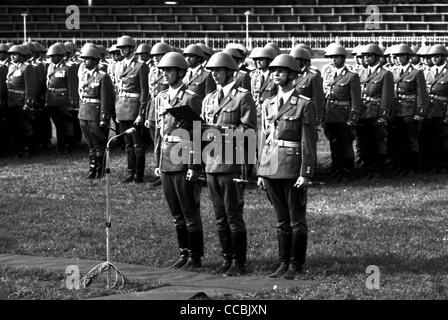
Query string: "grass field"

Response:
xmin=0 ymin=132 xmax=447 ymax=300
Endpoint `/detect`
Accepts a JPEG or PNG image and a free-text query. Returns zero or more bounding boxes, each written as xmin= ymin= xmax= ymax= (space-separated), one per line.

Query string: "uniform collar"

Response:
xmin=433 ymin=63 xmax=447 ymax=74
xmin=368 ymin=63 xmax=380 ymax=74
xmin=167 ymin=83 xmax=183 ymax=101
xmin=334 ymin=65 xmax=345 ymax=76
xmin=217 ymin=80 xmax=236 ymax=98
xmin=277 ymin=88 xmax=295 ymax=105
xmin=188 ymin=64 xmax=202 ymax=76
xmin=400 ymin=63 xmax=411 ymax=74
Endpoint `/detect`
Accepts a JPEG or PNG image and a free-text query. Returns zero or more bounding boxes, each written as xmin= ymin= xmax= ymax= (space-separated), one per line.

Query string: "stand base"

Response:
xmin=82 ymin=261 xmax=128 ymax=289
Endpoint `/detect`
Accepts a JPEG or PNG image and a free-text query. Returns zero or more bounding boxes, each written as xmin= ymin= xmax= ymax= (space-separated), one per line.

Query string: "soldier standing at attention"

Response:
xmin=78 ymin=45 xmax=114 ymax=179
xmin=6 ymin=45 xmax=37 ymax=157
xmin=182 ymin=44 xmax=216 ymax=101
xmin=202 ymin=52 xmax=257 ymax=276
xmin=45 ymin=43 xmax=79 ymax=155
xmin=423 ymin=44 xmax=448 ymax=172
xmin=223 ymin=47 xmax=251 ymax=92
xmin=0 ymin=44 xmax=10 ymax=155
xmin=389 ymin=44 xmax=428 ymax=176
xmin=356 ymin=44 xmax=394 ymax=178
xmin=257 ymin=54 xmax=316 ymax=280
xmin=152 ymin=52 xmax=204 ymax=270
xmin=323 ymin=43 xmax=361 ymax=180
xmin=115 ymin=35 xmax=149 ymax=183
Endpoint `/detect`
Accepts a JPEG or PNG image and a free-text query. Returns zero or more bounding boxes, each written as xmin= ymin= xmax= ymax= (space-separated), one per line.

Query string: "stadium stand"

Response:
xmin=1 ymin=4 xmax=447 ymax=49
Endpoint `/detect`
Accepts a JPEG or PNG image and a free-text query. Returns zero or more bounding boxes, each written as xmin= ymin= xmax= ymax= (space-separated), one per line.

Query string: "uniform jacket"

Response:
xmin=257 ymin=92 xmax=316 ymax=179
xmin=6 ymin=61 xmax=37 ymax=108
xmin=425 ymin=65 xmax=448 ymax=118
xmin=147 ymin=65 xmax=168 ymax=122
xmin=324 ymin=66 xmax=361 ymax=123
xmin=359 ymin=65 xmax=394 ymax=119
xmin=183 ymin=65 xmax=216 ymax=101
xmin=0 ymin=60 xmax=8 ymax=108
xmin=392 ymin=65 xmax=428 ymax=117
xmin=115 ymin=55 xmax=149 ymax=121
xmin=78 ymin=66 xmax=114 ymax=123
xmin=234 ymin=70 xmax=251 ymax=91
xmin=201 ymin=83 xmax=257 ymax=173
xmin=154 ymin=85 xmax=202 ymax=172
xmin=250 ymin=69 xmax=277 ymax=108
xmin=45 ymin=61 xmax=78 ymax=107
xmin=293 ymin=67 xmax=324 ymax=120
xmin=30 ymin=58 xmax=47 ymax=105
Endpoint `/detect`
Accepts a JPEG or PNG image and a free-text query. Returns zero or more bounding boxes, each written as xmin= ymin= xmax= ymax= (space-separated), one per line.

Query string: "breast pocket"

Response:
xmin=277 ymin=111 xmax=302 ymax=141
xmin=221 ymin=105 xmax=239 ymax=124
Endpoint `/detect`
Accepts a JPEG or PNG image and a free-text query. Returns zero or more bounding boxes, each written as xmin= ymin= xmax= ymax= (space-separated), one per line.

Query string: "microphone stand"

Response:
xmin=82 ymin=131 xmax=130 ymax=289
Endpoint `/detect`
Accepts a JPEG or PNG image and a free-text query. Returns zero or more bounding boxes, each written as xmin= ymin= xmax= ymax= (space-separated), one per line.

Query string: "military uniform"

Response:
xmin=146 ymin=65 xmax=169 ymax=145
xmin=45 ymin=60 xmax=78 ymax=153
xmin=422 ymin=64 xmax=448 ymax=170
xmin=78 ymin=66 xmax=114 ymax=177
xmin=66 ymin=58 xmax=82 ymax=145
xmin=201 ymin=82 xmax=257 ymax=270
xmin=153 ymin=85 xmax=204 ymax=264
xmin=234 ymin=70 xmax=251 ymax=91
xmin=115 ymin=55 xmax=149 ymax=180
xmin=293 ymin=66 xmax=325 ymax=122
xmin=357 ymin=64 xmax=394 ymax=174
xmin=323 ymin=66 xmax=361 ymax=174
xmin=390 ymin=64 xmax=428 ymax=172
xmin=6 ymin=61 xmax=37 ymax=155
xmin=258 ymin=91 xmax=316 ymax=270
xmin=0 ymin=58 xmax=9 ymax=154
xmin=182 ymin=64 xmax=216 ymax=101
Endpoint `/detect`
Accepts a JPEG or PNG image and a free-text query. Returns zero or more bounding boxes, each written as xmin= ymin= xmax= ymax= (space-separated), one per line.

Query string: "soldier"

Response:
xmin=323 ymin=43 xmax=361 ymax=180
xmin=0 ymin=44 xmax=10 ymax=154
xmin=422 ymin=44 xmax=448 ymax=172
xmin=202 ymin=52 xmax=257 ymax=276
xmin=107 ymin=44 xmax=124 ymax=87
xmin=223 ymin=47 xmax=251 ymax=91
xmin=196 ymin=43 xmax=214 ymax=68
xmin=257 ymin=54 xmax=316 ymax=280
xmin=389 ymin=44 xmax=428 ymax=175
xmin=115 ymin=35 xmax=149 ymax=183
xmin=135 ymin=43 xmax=152 ymax=66
xmin=290 ymin=46 xmax=324 ymax=125
xmin=45 ymin=43 xmax=79 ymax=155
xmin=182 ymin=44 xmax=216 ymax=101
xmin=97 ymin=45 xmax=109 ymax=73
xmin=417 ymin=46 xmax=433 ymax=78
xmin=410 ymin=45 xmax=421 ymax=67
xmin=78 ymin=45 xmax=114 ymax=179
xmin=6 ymin=45 xmax=37 ymax=157
xmin=152 ymin=52 xmax=204 ymax=270
xmin=356 ymin=44 xmax=394 ymax=178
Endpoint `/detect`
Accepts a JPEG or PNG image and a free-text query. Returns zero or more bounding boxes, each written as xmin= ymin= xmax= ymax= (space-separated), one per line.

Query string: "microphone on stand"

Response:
xmin=106 ymin=127 xmax=136 ymax=148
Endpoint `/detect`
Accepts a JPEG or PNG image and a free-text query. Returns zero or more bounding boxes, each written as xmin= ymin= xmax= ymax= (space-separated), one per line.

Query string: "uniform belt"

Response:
xmin=163 ymin=135 xmax=182 ymax=143
xmin=362 ymin=96 xmax=381 ymax=103
xmin=274 ymin=139 xmax=300 ymax=148
xmin=329 ymin=100 xmax=350 ymax=105
xmin=429 ymin=94 xmax=448 ymax=101
xmin=81 ymin=97 xmax=101 ymax=103
xmin=397 ymin=94 xmax=416 ymax=99
xmin=8 ymin=89 xmax=25 ymax=94
xmin=48 ymin=88 xmax=68 ymax=92
xmin=119 ymin=91 xmax=140 ymax=98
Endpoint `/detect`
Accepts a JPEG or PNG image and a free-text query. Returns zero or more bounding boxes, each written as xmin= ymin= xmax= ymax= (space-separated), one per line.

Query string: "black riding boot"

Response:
xmin=181 ymin=231 xmax=204 ymax=270
xmin=169 ymin=226 xmax=189 ymax=269
xmin=269 ymin=231 xmax=291 ymax=278
xmin=283 ymin=231 xmax=307 ymax=280
xmin=213 ymin=228 xmax=233 ymax=274
xmin=96 ymin=155 xmax=105 ymax=179
xmin=224 ymin=232 xmax=247 ymax=277
xmin=87 ymin=155 xmax=96 ymax=179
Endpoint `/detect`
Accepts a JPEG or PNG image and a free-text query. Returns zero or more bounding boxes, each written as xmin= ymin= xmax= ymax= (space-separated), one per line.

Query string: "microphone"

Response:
xmin=106 ymin=127 xmax=137 ymax=149
xmin=123 ymin=127 xmax=136 ymax=135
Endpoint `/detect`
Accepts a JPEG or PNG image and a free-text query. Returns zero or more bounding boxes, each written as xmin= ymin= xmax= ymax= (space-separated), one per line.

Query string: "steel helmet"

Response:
xmin=225 ymin=42 xmax=248 ymax=57
xmin=411 ymin=45 xmax=421 ymax=55
xmin=205 ymin=52 xmax=239 ymax=70
xmin=22 ymin=42 xmax=36 ymax=55
xmin=135 ymin=43 xmax=152 ymax=54
xmin=294 ymin=43 xmax=314 ymax=57
xmin=351 ymin=45 xmax=361 ymax=57
xmin=360 ymin=43 xmax=383 ymax=56
xmin=63 ymin=41 xmax=77 ymax=54
xmin=417 ymin=46 xmax=430 ymax=56
xmin=391 ymin=44 xmax=414 ymax=55
xmin=324 ymin=43 xmax=347 ymax=57
xmin=0 ymin=43 xmax=9 ymax=52
xmin=427 ymin=44 xmax=448 ymax=56
xmin=264 ymin=42 xmax=281 ymax=55
xmin=195 ymin=43 xmax=214 ymax=57
xmin=6 ymin=42 xmax=14 ymax=49
xmin=183 ymin=44 xmax=205 ymax=58
xmin=116 ymin=35 xmax=135 ymax=48
xmin=8 ymin=45 xmax=26 ymax=56
xmin=108 ymin=44 xmax=120 ymax=54
xmin=150 ymin=42 xmax=171 ymax=55
xmin=47 ymin=43 xmax=66 ymax=56
xmin=250 ymin=47 xmax=277 ymax=60
xmin=289 ymin=46 xmax=312 ymax=60
xmin=222 ymin=47 xmax=243 ymax=60
xmin=80 ymin=45 xmax=101 ymax=60
xmin=157 ymin=52 xmax=189 ymax=69
xmin=268 ymin=54 xmax=300 ymax=72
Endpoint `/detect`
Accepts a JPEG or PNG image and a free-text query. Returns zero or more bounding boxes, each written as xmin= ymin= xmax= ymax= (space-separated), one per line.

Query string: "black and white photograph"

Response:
xmin=0 ymin=0 xmax=447 ymax=308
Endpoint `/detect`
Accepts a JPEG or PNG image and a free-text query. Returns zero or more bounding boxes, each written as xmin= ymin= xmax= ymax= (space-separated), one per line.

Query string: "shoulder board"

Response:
xmin=240 ymin=70 xmax=247 ymax=74
xmin=99 ymin=70 xmax=106 ymax=75
xmin=298 ymin=94 xmax=311 ymax=101
xmin=185 ymin=89 xmax=197 ymax=96
xmin=237 ymin=87 xmax=248 ymax=93
xmin=309 ymin=69 xmax=317 ymax=74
